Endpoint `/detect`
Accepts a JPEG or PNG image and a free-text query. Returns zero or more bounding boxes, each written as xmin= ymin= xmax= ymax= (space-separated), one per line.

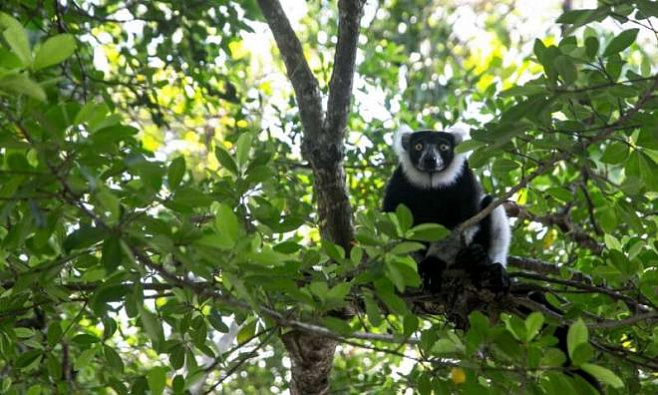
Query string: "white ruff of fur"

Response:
xmin=394 ymin=126 xmax=467 ymax=189
xmin=488 ymin=205 xmax=511 ymax=267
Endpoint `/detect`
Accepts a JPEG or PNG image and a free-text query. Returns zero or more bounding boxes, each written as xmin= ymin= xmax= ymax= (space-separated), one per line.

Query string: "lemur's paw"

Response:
xmin=456 ymin=243 xmax=491 ymax=269
xmin=418 ymin=256 xmax=447 ymax=293
xmin=478 ymin=263 xmax=510 ymax=294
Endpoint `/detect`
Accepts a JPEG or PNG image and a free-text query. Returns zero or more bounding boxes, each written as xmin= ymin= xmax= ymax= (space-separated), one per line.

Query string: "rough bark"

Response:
xmin=257 ymin=1 xmax=364 ymax=393
xmin=281 ymin=331 xmax=338 ymax=395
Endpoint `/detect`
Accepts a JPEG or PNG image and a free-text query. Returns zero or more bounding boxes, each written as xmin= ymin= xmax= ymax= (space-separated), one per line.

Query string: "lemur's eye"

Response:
xmin=439 ymin=144 xmax=450 ymax=151
xmin=414 ymin=143 xmax=423 ymax=151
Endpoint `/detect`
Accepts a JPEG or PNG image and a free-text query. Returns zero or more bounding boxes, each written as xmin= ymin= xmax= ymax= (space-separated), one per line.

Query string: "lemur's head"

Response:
xmin=394 ymin=126 xmax=467 ymax=189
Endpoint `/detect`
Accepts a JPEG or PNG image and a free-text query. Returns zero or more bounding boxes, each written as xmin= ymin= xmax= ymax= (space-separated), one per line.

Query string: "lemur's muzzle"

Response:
xmin=420 ymin=155 xmax=444 ymax=172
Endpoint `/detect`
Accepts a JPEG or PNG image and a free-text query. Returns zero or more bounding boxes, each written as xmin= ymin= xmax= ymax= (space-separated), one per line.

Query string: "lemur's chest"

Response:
xmin=404 ymin=191 xmax=476 ymax=229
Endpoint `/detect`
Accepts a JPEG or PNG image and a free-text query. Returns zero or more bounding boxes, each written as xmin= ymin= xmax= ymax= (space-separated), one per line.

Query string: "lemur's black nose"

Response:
xmin=423 ymin=156 xmax=438 ymax=169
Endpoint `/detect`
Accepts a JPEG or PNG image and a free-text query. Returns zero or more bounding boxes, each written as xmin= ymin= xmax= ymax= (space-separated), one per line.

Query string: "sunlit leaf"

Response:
xmin=567 ymin=318 xmax=588 ymax=360
xmin=33 ymin=34 xmax=76 ymax=70
xmin=603 ymin=28 xmax=639 ymax=56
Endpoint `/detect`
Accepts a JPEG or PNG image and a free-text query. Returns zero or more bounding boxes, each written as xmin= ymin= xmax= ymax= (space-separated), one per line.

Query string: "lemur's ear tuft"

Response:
xmin=394 ymin=125 xmax=414 ymax=153
xmin=446 ymin=125 xmax=469 ymax=145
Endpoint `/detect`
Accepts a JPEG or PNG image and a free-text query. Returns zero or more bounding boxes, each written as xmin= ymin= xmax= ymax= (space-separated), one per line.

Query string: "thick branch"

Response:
xmin=507 ymin=256 xmax=593 ymax=283
xmin=323 ymin=0 xmax=364 ymax=135
xmin=257 ymin=0 xmax=324 ymax=134
xmin=258 ymin=0 xmax=361 ymax=251
xmin=510 ymin=271 xmax=652 ymax=312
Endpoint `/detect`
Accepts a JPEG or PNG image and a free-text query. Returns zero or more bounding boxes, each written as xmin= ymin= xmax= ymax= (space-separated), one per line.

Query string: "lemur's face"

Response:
xmin=401 ymin=131 xmax=457 ymax=172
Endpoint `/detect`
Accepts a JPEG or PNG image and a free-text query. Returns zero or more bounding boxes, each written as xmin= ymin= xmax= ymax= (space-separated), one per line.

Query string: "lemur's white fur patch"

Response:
xmin=445 ymin=124 xmax=468 ymax=144
xmin=488 ymin=204 xmax=511 ymax=267
xmin=394 ymin=125 xmax=467 ymax=189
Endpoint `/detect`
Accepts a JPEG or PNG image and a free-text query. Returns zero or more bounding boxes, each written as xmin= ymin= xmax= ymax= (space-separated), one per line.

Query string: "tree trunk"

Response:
xmin=257 ymin=0 xmax=364 ymax=392
xmin=281 ymin=331 xmax=338 ymax=394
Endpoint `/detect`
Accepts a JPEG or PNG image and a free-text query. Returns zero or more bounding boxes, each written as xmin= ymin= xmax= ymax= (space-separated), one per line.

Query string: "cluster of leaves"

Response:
xmin=1 ymin=0 xmax=658 ymax=394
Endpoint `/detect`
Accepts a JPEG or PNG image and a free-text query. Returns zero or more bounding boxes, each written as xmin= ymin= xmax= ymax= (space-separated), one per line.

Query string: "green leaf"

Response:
xmin=533 ymin=38 xmax=547 ymax=64
xmin=172 ymin=187 xmax=213 ymax=208
xmin=556 ymin=8 xmax=607 ymax=28
xmin=540 ymin=348 xmax=567 ymax=367
xmin=169 ymin=343 xmax=186 ymax=370
xmin=172 ymin=375 xmax=185 ymax=394
xmin=322 ymin=316 xmax=352 ymax=335
xmin=605 ymin=54 xmax=623 ymax=80
xmin=581 ymin=363 xmax=624 ymax=389
xmin=74 ymin=101 xmax=110 ymax=127
xmin=431 ymin=338 xmax=461 ymax=354
xmin=600 ymin=143 xmax=629 ymax=164
xmin=350 ymin=245 xmax=364 ymax=266
xmin=104 ymin=345 xmax=124 ymax=373
xmin=603 ymin=28 xmax=639 ymax=57
xmin=571 ymin=343 xmax=594 ymax=366
xmin=0 ymin=73 xmax=46 ymax=101
xmin=0 ymin=13 xmax=31 ymax=66
xmin=71 ymin=333 xmax=101 ymax=345
xmin=375 ymin=281 xmax=408 ymax=315
xmin=97 ymin=188 xmax=120 ymax=222
xmin=326 ymin=282 xmax=352 ymax=303
xmin=638 ymin=152 xmax=658 ymax=191
xmin=545 ymin=187 xmax=573 ymax=203
xmin=63 ymin=225 xmax=106 ymax=252
xmin=308 ymin=281 xmax=328 ymax=303
xmin=525 ymin=312 xmax=544 ymax=342
xmin=33 ymin=34 xmax=76 ymax=70
xmin=2 ymin=377 xmax=11 ymax=393
xmin=167 ymin=156 xmax=186 ymax=190
xmin=637 ymin=0 xmax=658 ymax=18
xmin=389 ymin=241 xmax=425 ymax=255
xmin=273 ymin=240 xmax=302 ymax=253
xmin=237 ymin=320 xmax=256 ymax=344
xmin=554 ymin=55 xmax=577 ymax=85
xmin=215 ymin=146 xmax=238 ymax=174
xmin=46 ymin=354 xmax=62 ymax=380
xmin=16 ymin=350 xmax=42 ymax=368
xmin=385 ymin=259 xmax=405 ymax=292
xmin=235 ymin=133 xmax=253 ymax=168
xmin=74 ymin=348 xmax=97 ymax=370
xmin=454 ymin=138 xmax=486 ymax=154
xmin=567 ymin=318 xmax=588 ymax=359
xmin=492 ymin=158 xmax=521 ymax=172
xmin=504 ymin=314 xmax=527 ymax=341
xmin=596 ymin=206 xmax=617 ymax=233
xmin=604 ymin=234 xmax=622 ymax=251
xmin=395 ymin=204 xmax=413 ymax=233
xmin=147 ymin=366 xmax=167 ymax=395
xmin=323 ymin=241 xmax=345 ymax=261
xmin=14 ymin=327 xmax=35 ymax=338
xmin=403 ymin=314 xmax=419 ymax=337
xmin=584 ymin=36 xmax=599 ymax=58
xmin=47 ymin=323 xmax=62 ymax=347
xmin=499 ymin=85 xmax=547 ymax=98
xmin=26 ymin=385 xmax=42 ymax=395
xmin=363 ymin=294 xmax=383 ymax=326
xmin=214 ymin=203 xmax=240 ymax=247
xmin=408 ymin=223 xmax=449 ymax=242
xmin=138 ymin=305 xmax=164 ymax=350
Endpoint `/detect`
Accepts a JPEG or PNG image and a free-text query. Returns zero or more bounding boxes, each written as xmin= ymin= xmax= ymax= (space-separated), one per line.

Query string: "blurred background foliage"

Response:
xmin=0 ymin=0 xmax=657 ymax=393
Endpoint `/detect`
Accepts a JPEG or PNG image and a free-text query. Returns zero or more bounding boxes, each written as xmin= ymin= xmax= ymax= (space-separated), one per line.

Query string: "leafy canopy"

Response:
xmin=0 ymin=0 xmax=657 ymax=394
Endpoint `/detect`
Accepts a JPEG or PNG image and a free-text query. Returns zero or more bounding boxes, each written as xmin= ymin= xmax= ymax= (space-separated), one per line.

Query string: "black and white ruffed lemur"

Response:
xmin=382 ymin=126 xmax=511 ymax=291
xmin=382 ymin=126 xmax=602 ymax=393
